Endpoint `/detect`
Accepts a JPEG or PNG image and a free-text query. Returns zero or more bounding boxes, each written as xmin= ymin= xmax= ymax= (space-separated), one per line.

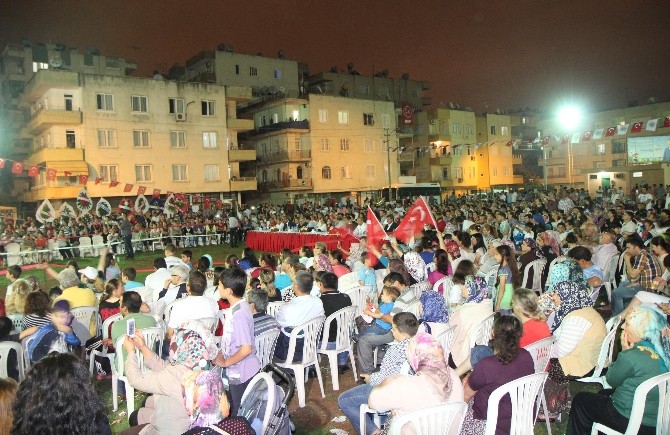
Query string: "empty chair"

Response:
xmin=0 ymin=341 xmax=26 ymax=381
xmin=317 ymin=306 xmax=358 ymax=390
xmin=576 ymin=326 xmax=618 ymax=388
xmin=275 ymin=316 xmax=326 ymax=408
xmin=266 ymin=301 xmax=283 ymax=318
xmin=343 ymin=285 xmax=370 ymax=318
xmin=484 ymin=372 xmax=548 ymax=435
xmin=91 ymin=235 xmax=104 ymax=257
xmin=78 ymin=237 xmax=93 ymax=257
xmin=469 ymin=313 xmax=495 ymax=349
xmin=5 ymin=242 xmax=23 ymax=266
xmin=254 ymin=328 xmax=280 ymax=369
xmin=388 ymin=402 xmax=468 ymax=435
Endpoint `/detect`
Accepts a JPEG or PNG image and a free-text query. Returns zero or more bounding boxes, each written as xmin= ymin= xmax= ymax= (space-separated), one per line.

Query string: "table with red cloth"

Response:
xmin=245 ymin=230 xmax=356 ymax=253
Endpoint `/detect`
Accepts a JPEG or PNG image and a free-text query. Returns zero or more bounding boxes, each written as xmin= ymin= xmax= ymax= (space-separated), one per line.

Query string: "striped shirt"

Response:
xmin=23 ymin=314 xmax=50 ymax=330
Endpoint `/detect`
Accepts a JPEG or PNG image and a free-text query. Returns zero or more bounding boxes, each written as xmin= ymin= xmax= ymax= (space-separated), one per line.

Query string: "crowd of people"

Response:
xmin=0 ymin=183 xmax=669 ymax=434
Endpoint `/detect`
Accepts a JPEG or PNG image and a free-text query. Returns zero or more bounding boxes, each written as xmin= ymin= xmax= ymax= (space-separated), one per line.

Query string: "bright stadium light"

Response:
xmin=558 ymin=106 xmax=582 ymax=130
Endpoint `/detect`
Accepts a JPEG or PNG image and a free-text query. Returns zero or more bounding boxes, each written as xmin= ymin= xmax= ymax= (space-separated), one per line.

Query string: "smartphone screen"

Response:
xmin=127 ymin=318 xmax=136 ymax=338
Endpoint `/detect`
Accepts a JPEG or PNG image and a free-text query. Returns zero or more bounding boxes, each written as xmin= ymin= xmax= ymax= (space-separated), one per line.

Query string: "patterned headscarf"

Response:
xmin=539 ymin=231 xmax=561 ymax=257
xmin=404 ymin=252 xmax=427 ymax=282
xmin=420 ymin=290 xmax=449 ymax=323
xmin=181 ymin=370 xmax=225 ymax=429
xmin=314 ymin=253 xmax=334 ymax=272
xmin=444 ymin=239 xmax=461 ymax=260
xmin=406 ymin=332 xmax=451 ymax=397
xmin=524 ymin=238 xmax=544 ymax=259
xmin=626 ymin=306 xmax=670 ymax=370
xmin=464 ymin=275 xmax=490 ymax=304
xmin=547 ymin=258 xmax=586 ymax=293
xmin=551 ymin=281 xmax=594 ymax=332
xmin=169 ymin=320 xmax=219 ymax=370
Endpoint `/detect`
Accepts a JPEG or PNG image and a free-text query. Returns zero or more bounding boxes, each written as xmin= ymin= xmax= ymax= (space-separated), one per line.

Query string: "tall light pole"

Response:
xmin=558 ymin=106 xmax=582 ymax=187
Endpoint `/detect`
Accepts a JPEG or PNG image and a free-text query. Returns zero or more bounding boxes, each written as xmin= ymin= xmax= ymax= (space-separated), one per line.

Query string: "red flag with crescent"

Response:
xmin=393 ymin=196 xmax=438 ymax=243
xmin=605 ymin=127 xmax=616 ymax=137
xmin=11 ymin=161 xmax=24 ymax=174
xmin=28 ymin=165 xmax=39 ymax=177
xmin=137 ymin=186 xmax=146 ymax=195
xmin=152 ymin=189 xmax=161 ymax=198
xmin=46 ymin=168 xmax=57 ymax=181
xmin=366 ymin=206 xmax=388 ymax=267
xmin=79 ymin=175 xmax=89 ymax=185
xmin=0 ymin=159 xmax=5 ymax=169
xmin=123 ymin=183 xmax=134 ymax=193
xmin=109 ymin=180 xmax=119 ymax=188
xmin=630 ymin=122 xmax=643 ymax=133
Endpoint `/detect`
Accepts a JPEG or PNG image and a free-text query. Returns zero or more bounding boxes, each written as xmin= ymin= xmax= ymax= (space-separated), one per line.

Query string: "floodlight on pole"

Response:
xmin=557 ymin=105 xmax=582 ymax=187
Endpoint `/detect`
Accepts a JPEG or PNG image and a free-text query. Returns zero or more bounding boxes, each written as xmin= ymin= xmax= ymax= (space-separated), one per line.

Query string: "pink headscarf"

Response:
xmin=406 ymin=332 xmax=452 ymax=397
xmin=539 ymin=231 xmax=561 ymax=257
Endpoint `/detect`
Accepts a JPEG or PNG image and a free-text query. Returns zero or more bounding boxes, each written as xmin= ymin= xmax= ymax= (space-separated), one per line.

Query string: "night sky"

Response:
xmin=2 ymin=0 xmax=669 ymax=114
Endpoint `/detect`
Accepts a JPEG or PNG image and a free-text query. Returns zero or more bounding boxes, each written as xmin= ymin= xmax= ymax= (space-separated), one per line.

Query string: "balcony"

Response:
xmin=398 ymin=152 xmax=415 ymax=162
xmin=28 ymin=108 xmax=82 ymax=133
xmin=257 ymin=150 xmax=311 ymax=165
xmin=512 ymin=155 xmax=523 ymax=165
xmin=23 ymin=185 xmax=82 ymax=202
xmin=27 ymin=147 xmax=84 ymax=165
xmin=230 ymin=177 xmax=257 ymax=191
xmin=430 ymin=156 xmax=452 ymax=166
xmin=228 ymin=148 xmax=256 ymax=162
xmin=439 ymin=179 xmax=454 ymax=188
xmin=259 ymin=178 xmax=313 ymax=192
xmin=227 ymin=118 xmax=254 ymax=132
xmin=246 ymin=120 xmax=309 ymax=138
xmin=22 ymin=70 xmax=79 ymax=100
xmin=512 ymin=175 xmax=524 ymax=184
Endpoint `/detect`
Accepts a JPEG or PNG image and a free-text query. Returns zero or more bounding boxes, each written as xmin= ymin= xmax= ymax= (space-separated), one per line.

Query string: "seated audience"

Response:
xmin=246 ymin=289 xmax=280 ymax=336
xmin=166 ymin=271 xmax=218 ymax=339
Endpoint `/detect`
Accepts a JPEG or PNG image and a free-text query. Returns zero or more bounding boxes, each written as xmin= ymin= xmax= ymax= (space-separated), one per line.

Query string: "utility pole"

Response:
xmin=383 ymin=128 xmax=393 ymax=199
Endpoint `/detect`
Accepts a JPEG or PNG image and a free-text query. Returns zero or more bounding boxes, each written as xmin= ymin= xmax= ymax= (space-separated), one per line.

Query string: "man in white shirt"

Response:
xmin=163 ymin=243 xmax=186 ymax=269
xmin=144 ymin=258 xmax=171 ymax=304
xmin=352 ymin=215 xmax=367 ymax=238
xmin=592 ymin=231 xmax=619 ymax=271
xmin=637 ymin=186 xmax=654 ymax=210
xmin=274 ymin=271 xmax=324 ymax=362
xmin=166 ymin=271 xmax=219 ymax=339
xmin=228 ymin=214 xmax=240 ymax=247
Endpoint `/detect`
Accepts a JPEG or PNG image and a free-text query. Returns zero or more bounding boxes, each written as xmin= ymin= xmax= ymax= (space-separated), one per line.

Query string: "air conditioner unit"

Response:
xmin=429 ymin=119 xmax=436 ymax=125
xmin=176 ymin=113 xmax=186 ymax=121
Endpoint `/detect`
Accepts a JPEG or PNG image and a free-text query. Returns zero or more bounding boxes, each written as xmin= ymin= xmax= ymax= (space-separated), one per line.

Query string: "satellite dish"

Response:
xmin=49 ymin=57 xmax=63 ymax=68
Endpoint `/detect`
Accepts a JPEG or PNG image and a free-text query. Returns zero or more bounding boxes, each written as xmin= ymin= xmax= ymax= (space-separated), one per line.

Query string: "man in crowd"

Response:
xmin=144 ymin=258 xmax=171 ymax=305
xmin=612 ymin=235 xmax=661 ymax=315
xmin=3 ymin=265 xmax=21 ymax=300
xmin=318 ymin=271 xmax=352 ymax=373
xmin=109 ymin=291 xmax=157 ymax=359
xmin=163 ymin=244 xmax=186 ymax=269
xmin=247 ymin=289 xmax=280 ymax=336
xmin=120 ymin=213 xmax=134 ymax=261
xmin=166 ymin=271 xmax=218 ymax=339
xmin=592 ymin=231 xmax=619 ymax=271
xmin=569 ymin=246 xmax=605 ymax=289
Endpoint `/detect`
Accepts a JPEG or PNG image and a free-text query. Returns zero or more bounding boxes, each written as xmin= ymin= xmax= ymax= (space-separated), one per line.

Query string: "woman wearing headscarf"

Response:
xmin=368 ymin=332 xmax=462 ymax=435
xmin=403 ymin=251 xmax=427 ymax=284
xmin=567 ymin=306 xmax=670 ymax=434
xmin=518 ymin=238 xmax=544 ymax=288
xmin=120 ymin=320 xmax=219 ymax=435
xmin=538 ymin=230 xmax=561 ymax=258
xmin=542 ymin=281 xmax=607 ymax=420
xmin=449 ymin=275 xmax=494 ymax=367
xmin=181 ymin=371 xmax=255 ymax=435
xmin=538 ymin=257 xmax=590 ymax=317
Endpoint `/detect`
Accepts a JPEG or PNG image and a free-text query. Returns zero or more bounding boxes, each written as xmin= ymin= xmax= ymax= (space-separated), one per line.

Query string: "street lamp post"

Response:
xmin=558 ymin=106 xmax=582 ymax=188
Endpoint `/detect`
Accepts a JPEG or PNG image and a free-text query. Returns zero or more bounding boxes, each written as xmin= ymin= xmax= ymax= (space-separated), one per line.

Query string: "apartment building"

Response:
xmin=17 ymin=69 xmax=256 ymax=207
xmin=537 ymin=101 xmax=670 ymax=194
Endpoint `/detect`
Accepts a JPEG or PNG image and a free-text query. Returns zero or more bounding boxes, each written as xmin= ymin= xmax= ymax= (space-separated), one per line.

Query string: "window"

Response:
xmin=597 ymin=143 xmax=606 ymax=155
xmin=365 ymin=164 xmax=375 ymax=178
xmin=32 ymin=62 xmax=48 ymax=72
xmin=381 ymin=114 xmax=391 ymax=129
xmin=201 ymin=100 xmax=215 ymax=116
xmin=493 ymin=167 xmax=498 ymax=176
xmin=490 ymin=125 xmax=496 ymax=135
xmin=97 ymin=129 xmax=116 ymax=147
xmin=131 ymin=95 xmax=148 ymax=112
xmin=235 ymin=65 xmax=240 ymax=75
xmin=133 ymin=130 xmax=150 ymax=147
xmin=172 ymin=164 xmax=188 ymax=181
xmin=170 ymin=131 xmax=186 ymax=148
xmin=202 ymin=132 xmax=218 ymax=148
xmin=320 ymin=138 xmax=329 ymax=151
xmin=440 ymin=123 xmax=448 ymax=134
xmin=441 ymin=167 xmax=449 ymax=179
xmin=363 ymin=113 xmax=374 ymax=126
xmin=96 ymin=93 xmax=113 ymax=111
xmin=501 ymin=126 xmax=509 ymax=135
xmin=135 ymin=165 xmax=152 ymax=182
xmin=322 ymin=166 xmax=331 ymax=179
xmin=273 ymin=69 xmax=281 ymax=79
xmin=203 ymin=164 xmax=219 ymax=181
xmin=504 ymin=167 xmax=511 ymax=176
xmin=451 ymin=123 xmax=461 ymax=134
xmin=341 ymin=166 xmax=351 ymax=178
xmin=66 ymin=131 xmax=76 ymax=148
xmin=465 ymin=124 xmax=474 ymax=135
xmin=318 ymin=109 xmax=328 ymax=123
xmin=294 ymin=137 xmax=301 ymax=150
xmin=249 ymin=66 xmax=258 ymax=76
xmin=169 ymin=98 xmax=184 ymax=115
xmin=99 ymin=165 xmax=118 ymax=183
xmin=612 ymin=140 xmax=626 ymax=154
xmin=612 ymin=159 xmax=625 ymax=167
xmin=455 ymin=167 xmax=463 ymax=179
xmin=340 ymin=138 xmax=350 ymax=151
xmin=338 ymin=111 xmax=349 ymax=125
xmin=364 ymin=139 xmax=374 ymax=152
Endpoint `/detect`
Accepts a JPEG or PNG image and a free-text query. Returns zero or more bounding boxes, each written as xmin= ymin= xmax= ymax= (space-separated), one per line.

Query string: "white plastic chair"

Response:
xmin=91 ymin=235 xmax=104 ymax=256
xmin=469 ymin=313 xmax=495 ymax=349
xmin=48 ymin=238 xmax=61 ymax=260
xmin=21 ymin=335 xmax=37 ymax=370
xmin=425 ymin=261 xmax=437 ymax=274
xmin=576 ymin=326 xmax=618 ymax=388
xmin=375 ymin=269 xmax=387 ymax=293
xmin=255 ymin=328 xmax=280 ymax=369
xmin=78 ymin=237 xmax=93 ymax=257
xmin=359 ymin=362 xmax=415 ymax=434
xmin=5 ymin=242 xmax=23 ymax=266
xmin=410 ymin=281 xmax=431 ymax=299
xmin=338 ymin=271 xmax=359 ymax=293
xmin=484 ymin=372 xmax=548 ymax=435
xmin=523 ymin=336 xmax=555 ymax=435
xmin=343 ymin=286 xmax=370 ymax=318
xmin=88 ymin=313 xmax=122 ymax=375
xmin=111 ymin=326 xmax=163 ymax=415
xmin=601 ymin=253 xmax=621 ymax=302
xmin=522 ymin=258 xmax=547 ymax=293
xmin=317 ymin=306 xmax=358 ymax=390
xmin=435 ymin=325 xmax=457 ymax=362
xmin=433 ymin=275 xmax=453 ymax=295
xmin=388 ymin=402 xmax=468 ymax=435
xmin=591 ymin=371 xmax=670 ymax=435
xmin=70 ymin=306 xmax=100 ymax=346
xmin=266 ymin=301 xmax=283 ymax=318
xmin=0 ymin=341 xmax=26 ymax=381
xmin=275 ymin=316 xmax=326 ymax=408
xmin=605 ymin=314 xmax=622 ymax=333
xmin=405 ymin=300 xmax=422 ymax=318
xmin=8 ymin=314 xmax=25 ymax=333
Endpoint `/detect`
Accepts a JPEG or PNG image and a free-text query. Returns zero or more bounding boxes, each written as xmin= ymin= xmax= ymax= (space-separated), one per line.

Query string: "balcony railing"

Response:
xmin=246 ymin=120 xmax=310 ymax=137
xmin=258 ymin=178 xmax=313 ymax=192
xmin=257 ymin=150 xmax=311 ymax=163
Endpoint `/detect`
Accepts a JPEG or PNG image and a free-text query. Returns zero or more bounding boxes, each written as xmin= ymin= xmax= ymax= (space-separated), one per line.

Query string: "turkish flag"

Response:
xmin=561 ymin=135 xmax=569 ymax=144
xmin=664 ymin=116 xmax=670 ymax=128
xmin=0 ymin=159 xmax=5 ymax=169
xmin=541 ymin=136 xmax=550 ymax=145
xmin=505 ymin=140 xmax=513 ymax=147
xmin=194 ymin=194 xmax=201 ymax=203
xmin=11 ymin=161 xmax=24 ymax=174
xmin=366 ymin=207 xmax=388 ymax=266
xmin=152 ymin=189 xmax=161 ymax=198
xmin=124 ymin=183 xmax=134 ymax=192
xmin=79 ymin=175 xmax=89 ymax=185
xmin=28 ymin=165 xmax=39 ymax=177
xmin=109 ymin=180 xmax=119 ymax=188
xmin=393 ymin=196 xmax=437 ymax=243
xmin=203 ymin=198 xmax=211 ymax=209
xmin=176 ymin=193 xmax=186 ymax=201
xmin=137 ymin=186 xmax=146 ymax=195
xmin=581 ymin=131 xmax=592 ymax=142
xmin=631 ymin=122 xmax=643 ymax=133
xmin=605 ymin=127 xmax=616 ymax=137
xmin=216 ymin=199 xmax=223 ymax=208
xmin=95 ymin=177 xmax=102 ymax=185
xmin=46 ymin=168 xmax=57 ymax=181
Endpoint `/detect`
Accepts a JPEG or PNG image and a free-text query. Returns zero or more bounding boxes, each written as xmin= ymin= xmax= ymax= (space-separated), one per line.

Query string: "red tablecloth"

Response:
xmin=246 ymin=231 xmax=355 ymax=253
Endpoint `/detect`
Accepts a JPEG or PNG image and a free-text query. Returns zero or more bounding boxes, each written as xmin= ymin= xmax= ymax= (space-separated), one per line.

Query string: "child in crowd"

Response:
xmin=494 ymin=245 xmax=521 ymax=314
xmin=27 ymin=301 xmax=80 ymax=364
xmin=358 ymin=285 xmax=400 ymax=336
xmin=225 ymin=254 xmax=239 ymax=269
xmin=182 ymin=250 xmax=193 ymax=271
xmin=357 ymin=252 xmax=377 ymax=294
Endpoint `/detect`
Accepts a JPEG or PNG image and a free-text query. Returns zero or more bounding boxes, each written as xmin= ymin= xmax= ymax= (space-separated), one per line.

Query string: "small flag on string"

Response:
xmin=617 ymin=124 xmax=629 ymax=135
xmin=0 ymin=159 xmax=5 ymax=168
xmin=46 ymin=168 xmax=57 ymax=181
xmin=561 ymin=135 xmax=569 ymax=144
xmin=11 ymin=161 xmax=24 ymax=174
xmin=541 ymin=136 xmax=550 ymax=145
xmin=137 ymin=186 xmax=146 ymax=195
xmin=28 ymin=165 xmax=39 ymax=177
xmin=109 ymin=180 xmax=119 ymax=188
xmin=646 ymin=119 xmax=658 ymax=132
xmin=123 ymin=183 xmax=134 ymax=192
xmin=571 ymin=132 xmax=581 ymax=144
xmin=95 ymin=177 xmax=102 ymax=185
xmin=664 ymin=116 xmax=670 ymax=128
xmin=581 ymin=131 xmax=592 ymax=142
xmin=152 ymin=189 xmax=161 ymax=198
xmin=64 ymin=171 xmax=72 ymax=176
xmin=605 ymin=127 xmax=616 ymax=137
xmin=630 ymin=122 xmax=643 ymax=133
xmin=79 ymin=175 xmax=89 ymax=185
xmin=592 ymin=128 xmax=604 ymax=139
